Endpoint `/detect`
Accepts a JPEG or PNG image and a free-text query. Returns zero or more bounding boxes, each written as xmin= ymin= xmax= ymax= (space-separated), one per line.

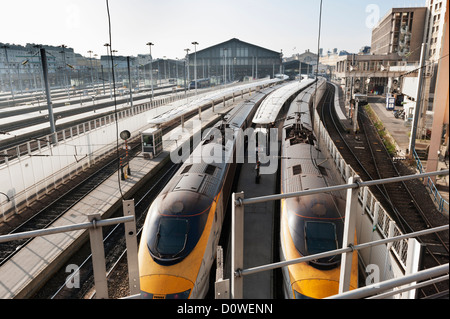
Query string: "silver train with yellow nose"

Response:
xmin=138 ymin=87 xmax=276 ymax=299
xmin=279 ymin=78 xmax=358 ymax=299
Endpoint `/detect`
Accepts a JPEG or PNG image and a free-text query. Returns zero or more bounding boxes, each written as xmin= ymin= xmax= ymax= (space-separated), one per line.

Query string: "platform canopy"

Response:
xmin=252 ymin=78 xmax=315 ymax=125
xmin=148 ymin=77 xmax=282 ymax=125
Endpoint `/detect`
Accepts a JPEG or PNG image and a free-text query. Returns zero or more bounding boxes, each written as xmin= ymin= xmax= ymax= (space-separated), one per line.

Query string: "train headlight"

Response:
xmin=293 ymin=289 xmax=314 ymax=300
xmin=165 ymin=289 xmax=191 ymax=299
xmin=140 ymin=289 xmax=191 ymax=299
xmin=139 ymin=275 xmax=194 ymax=299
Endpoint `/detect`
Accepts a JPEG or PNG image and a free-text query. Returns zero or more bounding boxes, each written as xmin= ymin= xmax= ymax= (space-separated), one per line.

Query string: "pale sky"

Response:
xmin=0 ymin=0 xmax=426 ymax=59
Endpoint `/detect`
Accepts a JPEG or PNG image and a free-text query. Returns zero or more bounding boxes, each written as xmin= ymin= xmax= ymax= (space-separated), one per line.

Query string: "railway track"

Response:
xmin=0 ymin=85 xmax=180 ymax=154
xmin=35 ymin=92 xmax=262 ymax=299
xmin=1 ymin=89 xmax=245 ymax=299
xmin=33 ymin=160 xmax=181 ymax=299
xmin=0 ymin=138 xmax=142 ymax=267
xmin=318 ymin=83 xmax=449 ymax=299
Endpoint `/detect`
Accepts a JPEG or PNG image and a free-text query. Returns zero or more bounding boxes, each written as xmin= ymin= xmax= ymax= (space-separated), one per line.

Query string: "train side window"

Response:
xmin=293 ymin=165 xmax=302 ymax=175
xmin=143 ymin=135 xmax=152 ymax=146
xmin=318 ymin=165 xmax=328 ymax=176
xmin=181 ymin=164 xmax=192 ymax=174
xmin=204 ymin=164 xmax=216 ymax=175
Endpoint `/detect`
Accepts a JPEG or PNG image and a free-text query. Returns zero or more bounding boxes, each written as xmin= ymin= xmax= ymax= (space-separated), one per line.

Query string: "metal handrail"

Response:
xmin=413 ymin=149 xmax=449 ymax=215
xmin=237 ymin=224 xmax=448 ymax=278
xmin=0 ymin=215 xmax=134 ymax=244
xmin=326 ymin=264 xmax=449 ymax=299
xmin=0 ymin=202 xmax=138 ymax=299
xmin=237 ymin=169 xmax=449 ymax=206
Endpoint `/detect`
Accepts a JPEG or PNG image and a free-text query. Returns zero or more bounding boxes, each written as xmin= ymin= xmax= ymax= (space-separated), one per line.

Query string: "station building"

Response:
xmin=186 ymin=38 xmax=282 ymax=82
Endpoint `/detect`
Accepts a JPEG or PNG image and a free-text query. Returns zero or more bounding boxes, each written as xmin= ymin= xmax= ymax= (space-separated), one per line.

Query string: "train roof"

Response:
xmin=141 ymin=127 xmax=161 ymax=134
xmin=147 ymin=77 xmax=282 ymax=125
xmin=252 ymin=78 xmax=316 ymax=125
xmin=157 ymin=89 xmax=268 ymax=200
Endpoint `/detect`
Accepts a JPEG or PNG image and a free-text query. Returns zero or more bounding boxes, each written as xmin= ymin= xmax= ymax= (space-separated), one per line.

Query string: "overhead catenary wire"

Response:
xmin=313 ymin=0 xmax=323 ymax=150
xmin=105 ymin=0 xmax=124 ymax=200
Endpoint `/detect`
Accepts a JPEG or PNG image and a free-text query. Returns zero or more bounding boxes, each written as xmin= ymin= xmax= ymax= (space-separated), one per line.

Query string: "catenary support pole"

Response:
xmin=40 ymin=48 xmax=57 ymax=144
xmin=409 ymin=43 xmax=427 ymax=155
xmin=127 ymin=56 xmax=133 ymax=108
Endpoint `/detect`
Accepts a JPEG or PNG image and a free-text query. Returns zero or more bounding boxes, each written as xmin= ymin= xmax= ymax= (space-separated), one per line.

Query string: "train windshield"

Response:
xmin=305 ymin=221 xmax=337 ymax=255
xmin=142 ymin=135 xmax=152 ymax=146
xmin=155 ymin=218 xmax=188 ymax=257
xmin=146 ymin=197 xmax=210 ymax=265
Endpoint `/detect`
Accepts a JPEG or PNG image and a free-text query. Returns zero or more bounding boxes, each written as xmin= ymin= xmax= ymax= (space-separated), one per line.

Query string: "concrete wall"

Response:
xmin=0 ymin=103 xmax=160 ymax=219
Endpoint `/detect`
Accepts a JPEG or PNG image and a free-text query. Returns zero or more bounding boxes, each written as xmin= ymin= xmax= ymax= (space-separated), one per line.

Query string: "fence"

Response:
xmin=229 ymin=170 xmax=449 ymax=299
xmin=0 ymin=199 xmax=139 ymax=299
xmin=413 ymin=150 xmax=449 ymax=215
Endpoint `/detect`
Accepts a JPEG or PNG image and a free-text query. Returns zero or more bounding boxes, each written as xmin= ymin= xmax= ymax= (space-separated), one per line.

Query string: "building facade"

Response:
xmin=186 ymin=38 xmax=282 ymax=82
xmin=0 ymin=43 xmax=94 ymax=94
xmin=424 ymin=0 xmax=447 ymax=62
xmin=371 ymin=7 xmax=427 ymax=62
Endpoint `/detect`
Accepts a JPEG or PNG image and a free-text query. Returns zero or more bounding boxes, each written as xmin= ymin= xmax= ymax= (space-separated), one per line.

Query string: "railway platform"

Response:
xmin=331 ymin=82 xmax=353 ymax=133
xmin=230 ymin=158 xmax=278 ymax=298
xmin=366 ymin=96 xmax=410 ymax=156
xmin=0 ymin=97 xmax=239 ymax=299
xmin=0 ymin=85 xmax=181 ymax=137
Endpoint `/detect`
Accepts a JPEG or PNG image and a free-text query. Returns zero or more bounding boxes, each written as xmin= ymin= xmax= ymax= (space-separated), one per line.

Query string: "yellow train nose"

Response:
xmin=140 ymin=274 xmax=194 ymax=299
xmin=292 ymin=279 xmax=340 ymax=299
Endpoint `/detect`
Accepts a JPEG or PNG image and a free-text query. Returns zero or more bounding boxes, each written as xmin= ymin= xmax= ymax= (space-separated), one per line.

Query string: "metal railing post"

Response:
xmin=339 ymin=175 xmax=360 ymax=294
xmin=215 ymin=245 xmax=230 ymax=299
xmin=122 ymin=199 xmax=140 ymax=296
xmin=231 ymin=191 xmax=244 ymax=299
xmin=405 ymin=237 xmax=422 ymax=299
xmin=88 ymin=213 xmax=108 ymax=299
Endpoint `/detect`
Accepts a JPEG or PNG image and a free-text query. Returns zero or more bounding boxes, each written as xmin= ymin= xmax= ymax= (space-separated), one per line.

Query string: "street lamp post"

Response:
xmin=223 ymin=48 xmax=227 ymax=85
xmin=192 ymin=41 xmax=198 ymax=94
xmin=1 ymin=45 xmax=15 ymax=105
xmin=87 ymin=50 xmax=95 ymax=90
xmin=163 ymin=56 xmax=167 ymax=81
xmin=111 ymin=50 xmax=118 ymax=84
xmin=175 ymin=58 xmax=179 ymax=86
xmin=60 ymin=44 xmax=71 ymax=100
xmin=184 ymin=48 xmax=190 ymax=92
xmin=146 ymin=42 xmax=154 ymax=99
xmin=104 ymin=43 xmax=112 ymax=99
xmin=94 ymin=53 xmax=99 ymax=84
